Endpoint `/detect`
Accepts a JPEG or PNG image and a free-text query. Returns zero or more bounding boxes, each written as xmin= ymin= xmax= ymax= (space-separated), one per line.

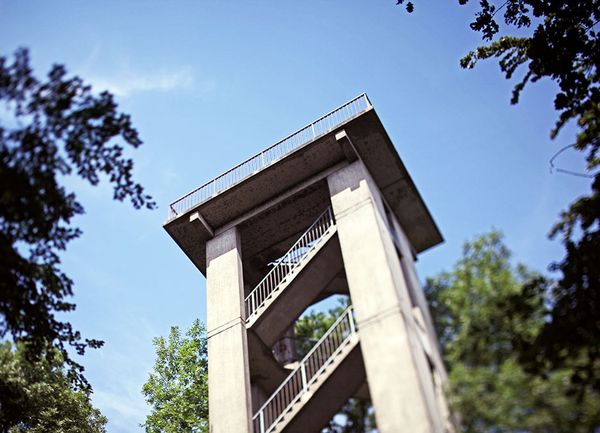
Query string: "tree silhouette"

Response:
xmin=0 ymin=48 xmax=155 ymax=389
xmin=398 ymin=0 xmax=600 ymax=395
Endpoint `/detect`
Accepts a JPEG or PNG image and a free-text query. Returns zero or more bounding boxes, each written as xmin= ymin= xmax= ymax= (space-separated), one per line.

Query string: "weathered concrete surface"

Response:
xmin=393 ymin=218 xmax=448 ymax=380
xmin=311 ymin=270 xmax=349 ymax=302
xmin=206 ymin=228 xmax=253 ymax=433
xmin=164 ymin=107 xmax=442 ymax=277
xmin=240 ymin=181 xmax=333 ymax=288
xmin=388 ymin=218 xmax=455 ymax=432
xmin=328 ymin=161 xmax=443 ymax=433
xmin=354 ymin=381 xmax=371 ymax=400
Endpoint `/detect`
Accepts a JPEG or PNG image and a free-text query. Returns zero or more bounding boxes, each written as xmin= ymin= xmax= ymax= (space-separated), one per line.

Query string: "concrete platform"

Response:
xmin=164 ymin=106 xmax=442 ymax=280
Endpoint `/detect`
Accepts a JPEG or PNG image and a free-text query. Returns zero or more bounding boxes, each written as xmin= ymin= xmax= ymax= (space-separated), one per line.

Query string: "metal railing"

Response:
xmin=245 ymin=207 xmax=335 ymax=321
xmin=167 ymin=93 xmax=372 ymax=219
xmin=252 ymin=306 xmax=357 ymax=433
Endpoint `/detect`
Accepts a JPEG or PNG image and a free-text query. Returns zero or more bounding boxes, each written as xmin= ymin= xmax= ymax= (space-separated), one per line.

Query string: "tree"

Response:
xmin=424 ymin=231 xmax=600 ymax=432
xmin=0 ymin=341 xmax=107 ymax=433
xmin=0 ymin=48 xmax=155 ymax=388
xmin=397 ymin=0 xmax=600 ymax=394
xmin=143 ymin=301 xmax=375 ymax=433
xmin=142 ymin=320 xmax=208 ymax=433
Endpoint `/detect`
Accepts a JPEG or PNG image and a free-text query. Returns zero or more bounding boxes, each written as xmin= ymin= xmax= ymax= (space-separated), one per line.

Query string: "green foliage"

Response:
xmin=294 ymin=309 xmax=338 ymax=358
xmin=425 ymin=232 xmax=600 ymax=432
xmin=399 ymin=0 xmax=600 ymax=397
xmin=143 ymin=300 xmax=373 ymax=433
xmin=0 ymin=341 xmax=107 ymax=433
xmin=0 ymin=47 xmax=155 ymax=389
xmin=322 ymin=398 xmax=377 ymax=433
xmin=142 ymin=320 xmax=208 ymax=433
xmin=402 ymin=1 xmax=599 ymax=160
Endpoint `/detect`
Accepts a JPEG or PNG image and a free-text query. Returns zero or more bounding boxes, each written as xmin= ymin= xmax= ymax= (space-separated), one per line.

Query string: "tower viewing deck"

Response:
xmin=164 ymin=94 xmax=442 ymax=278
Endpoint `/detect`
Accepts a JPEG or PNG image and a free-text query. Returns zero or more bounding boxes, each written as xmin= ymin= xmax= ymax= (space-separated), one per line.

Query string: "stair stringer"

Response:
xmin=270 ymin=337 xmax=364 ymax=433
xmin=247 ymin=230 xmax=344 ymax=347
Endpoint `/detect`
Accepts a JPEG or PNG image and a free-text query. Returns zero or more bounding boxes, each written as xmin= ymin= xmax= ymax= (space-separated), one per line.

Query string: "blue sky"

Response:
xmin=0 ymin=1 xmax=591 ymax=432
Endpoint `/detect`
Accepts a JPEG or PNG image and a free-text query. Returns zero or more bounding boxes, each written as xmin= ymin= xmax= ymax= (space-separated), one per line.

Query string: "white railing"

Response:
xmin=245 ymin=207 xmax=335 ymax=321
xmin=253 ymin=306 xmax=357 ymax=433
xmin=167 ymin=93 xmax=372 ymax=219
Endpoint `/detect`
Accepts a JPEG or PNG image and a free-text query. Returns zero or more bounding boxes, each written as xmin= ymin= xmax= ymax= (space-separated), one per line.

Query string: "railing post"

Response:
xmin=259 ymin=410 xmax=265 ymax=433
xmin=300 ymin=362 xmax=308 ymax=393
xmin=311 ymin=122 xmax=316 ymax=139
xmin=348 ymin=308 xmax=356 ymax=335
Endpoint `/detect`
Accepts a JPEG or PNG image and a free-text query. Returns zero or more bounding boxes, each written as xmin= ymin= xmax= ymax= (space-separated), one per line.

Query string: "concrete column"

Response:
xmin=327 ymin=161 xmax=441 ymax=433
xmin=206 ymin=227 xmax=253 ymax=433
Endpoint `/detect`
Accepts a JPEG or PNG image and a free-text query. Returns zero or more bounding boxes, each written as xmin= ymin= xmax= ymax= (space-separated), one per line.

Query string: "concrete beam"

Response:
xmin=190 ymin=211 xmax=214 ymax=237
xmin=335 ymin=129 xmax=359 ymax=162
xmin=216 ymin=161 xmax=348 ymax=237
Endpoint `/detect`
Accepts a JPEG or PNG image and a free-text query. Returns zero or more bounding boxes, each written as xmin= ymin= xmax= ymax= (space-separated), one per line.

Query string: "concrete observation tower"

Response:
xmin=164 ymin=94 xmax=454 ymax=433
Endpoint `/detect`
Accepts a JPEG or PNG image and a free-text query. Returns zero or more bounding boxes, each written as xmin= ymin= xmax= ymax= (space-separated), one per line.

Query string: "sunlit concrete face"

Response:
xmin=165 ymin=97 xmax=454 ymax=433
xmin=328 ymin=161 xmax=447 ymax=433
xmin=206 ymin=227 xmax=253 ymax=433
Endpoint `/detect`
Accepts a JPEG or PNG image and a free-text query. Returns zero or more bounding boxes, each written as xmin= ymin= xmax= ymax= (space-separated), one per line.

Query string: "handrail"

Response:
xmin=244 ymin=206 xmax=335 ymax=321
xmin=252 ymin=306 xmax=357 ymax=433
xmin=167 ymin=93 xmax=372 ymax=219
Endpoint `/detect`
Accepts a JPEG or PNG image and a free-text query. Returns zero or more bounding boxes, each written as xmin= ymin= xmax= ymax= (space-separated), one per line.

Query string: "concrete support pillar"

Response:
xmin=327 ymin=161 xmax=441 ymax=433
xmin=206 ymin=227 xmax=253 ymax=433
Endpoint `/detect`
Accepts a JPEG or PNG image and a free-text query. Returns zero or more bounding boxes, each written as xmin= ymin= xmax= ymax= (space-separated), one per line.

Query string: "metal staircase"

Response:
xmin=245 ymin=206 xmax=337 ymax=326
xmin=245 ymin=207 xmax=361 ymax=433
xmin=252 ymin=306 xmax=359 ymax=433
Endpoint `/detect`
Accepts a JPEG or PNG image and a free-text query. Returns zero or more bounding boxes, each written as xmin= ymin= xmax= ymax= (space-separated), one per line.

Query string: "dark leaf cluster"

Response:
xmin=399 ymin=0 xmax=600 ymax=396
xmin=0 ymin=48 xmax=155 ymax=389
xmin=0 ymin=341 xmax=107 ymax=433
xmin=531 ymin=175 xmax=600 ymax=394
xmin=396 ymin=0 xmax=414 ymax=14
